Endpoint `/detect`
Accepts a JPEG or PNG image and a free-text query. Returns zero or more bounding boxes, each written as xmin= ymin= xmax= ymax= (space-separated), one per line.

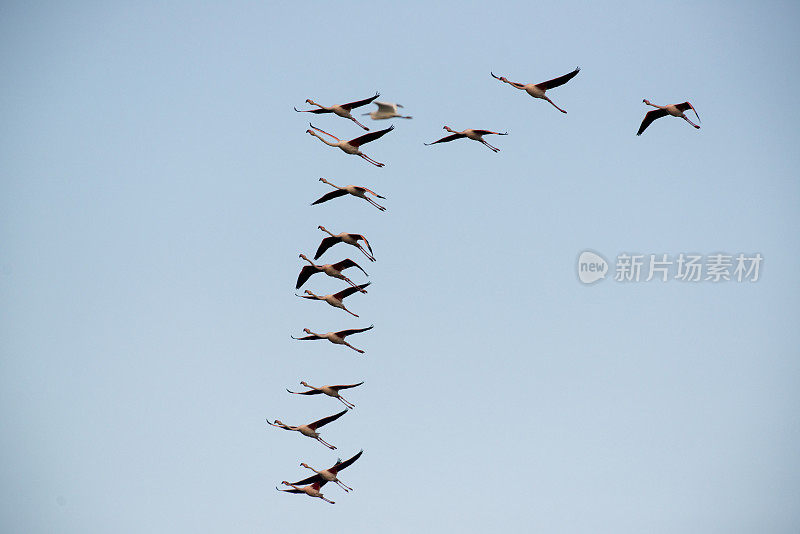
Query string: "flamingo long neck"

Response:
xmin=305 ymin=465 xmax=323 ymax=475
xmin=300 ymin=255 xmax=317 ymax=267
xmin=321 ymin=179 xmax=344 ymax=191
xmin=321 ymin=227 xmax=335 ymax=237
xmin=310 ymin=131 xmax=339 ymax=147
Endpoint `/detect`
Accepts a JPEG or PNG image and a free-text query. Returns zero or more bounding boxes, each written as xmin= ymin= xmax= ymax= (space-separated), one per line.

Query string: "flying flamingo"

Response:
xmin=276 ymin=481 xmax=335 ymax=504
xmin=291 ymin=325 xmax=374 ymax=354
xmin=637 ymin=99 xmax=701 ymax=135
xmin=306 ymin=123 xmax=394 ymax=167
xmin=267 ymin=408 xmax=348 ymax=450
xmin=286 ymin=381 xmax=364 ymax=409
xmin=291 ymin=450 xmax=364 ymax=493
xmin=312 ymin=178 xmax=386 ymax=212
xmin=491 ymin=67 xmax=580 ymax=113
xmin=296 ymin=283 xmax=370 ymax=317
xmin=316 ymin=226 xmax=375 ymax=262
xmin=294 ymin=93 xmax=379 ymax=130
xmin=363 ymin=101 xmax=412 ymax=120
xmin=425 ymin=126 xmax=508 ymax=152
xmin=296 ymin=254 xmax=368 ymax=293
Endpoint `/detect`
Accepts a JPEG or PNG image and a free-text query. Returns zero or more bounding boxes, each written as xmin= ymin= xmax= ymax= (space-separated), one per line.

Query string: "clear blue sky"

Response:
xmin=2 ymin=1 xmax=799 ymax=532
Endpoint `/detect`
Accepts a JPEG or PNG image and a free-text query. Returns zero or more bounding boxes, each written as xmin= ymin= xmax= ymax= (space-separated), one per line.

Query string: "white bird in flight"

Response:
xmin=363 ymin=101 xmax=412 ymax=120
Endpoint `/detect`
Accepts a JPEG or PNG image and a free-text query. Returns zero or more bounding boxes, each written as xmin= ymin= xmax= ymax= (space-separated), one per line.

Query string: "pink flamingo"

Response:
xmin=491 ymin=67 xmax=580 ymax=113
xmin=305 ymin=124 xmax=394 ymax=167
xmin=294 ymin=92 xmax=379 ymax=131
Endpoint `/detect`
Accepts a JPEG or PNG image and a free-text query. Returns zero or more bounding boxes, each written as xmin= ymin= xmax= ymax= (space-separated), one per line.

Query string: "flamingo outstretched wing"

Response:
xmin=330 ymin=449 xmax=363 ymax=474
xmin=351 ymin=234 xmax=372 ymax=255
xmin=314 ymin=236 xmax=340 ymax=259
xmin=335 ymin=325 xmax=374 ymax=338
xmin=331 ymin=381 xmax=364 ymax=391
xmin=294 ymin=107 xmax=330 ymax=114
xmin=308 ymin=409 xmax=348 ymax=430
xmin=296 ymin=265 xmax=318 ymax=289
xmin=637 ymin=108 xmax=669 ymax=136
xmin=424 ymin=133 xmax=464 ymax=145
xmin=333 ymin=283 xmax=370 ymax=300
xmin=332 ymin=259 xmax=368 ymax=277
xmin=471 ymin=130 xmax=508 ymax=136
xmin=341 ymin=92 xmax=380 ymax=110
xmin=535 ymin=67 xmax=580 ymax=90
xmin=348 ymin=125 xmax=394 ymax=147
xmin=312 ymin=189 xmax=348 ymax=205
xmin=286 ymin=388 xmax=322 ymax=395
xmin=676 ymin=101 xmax=701 ymax=123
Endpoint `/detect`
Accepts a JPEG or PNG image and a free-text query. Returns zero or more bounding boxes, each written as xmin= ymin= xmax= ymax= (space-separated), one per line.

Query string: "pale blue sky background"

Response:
xmin=2 ymin=1 xmax=799 ymax=532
